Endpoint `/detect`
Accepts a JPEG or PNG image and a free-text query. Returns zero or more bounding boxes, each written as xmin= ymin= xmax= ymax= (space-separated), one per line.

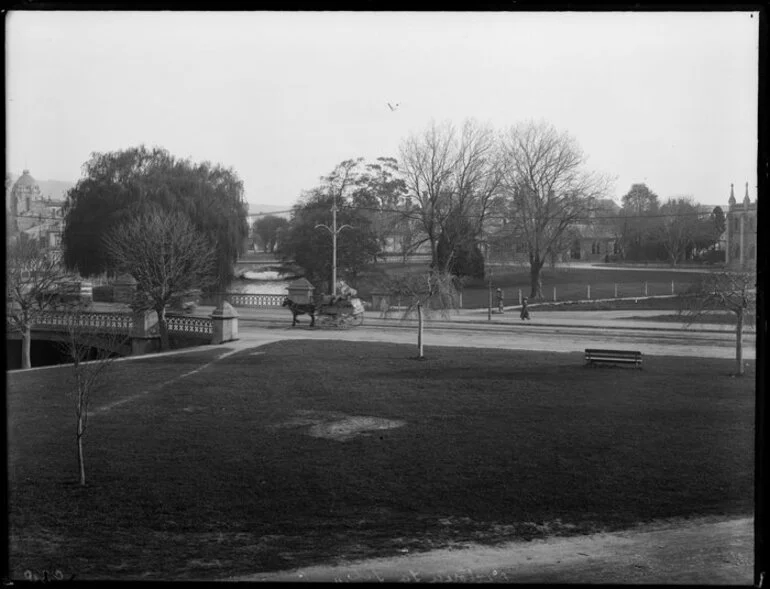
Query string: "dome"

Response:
xmin=13 ymin=169 xmax=39 ymax=190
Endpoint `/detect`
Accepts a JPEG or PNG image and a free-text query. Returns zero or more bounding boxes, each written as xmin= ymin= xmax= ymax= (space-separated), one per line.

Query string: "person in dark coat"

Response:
xmin=496 ymin=288 xmax=504 ymax=313
xmin=520 ymin=296 xmax=530 ymax=320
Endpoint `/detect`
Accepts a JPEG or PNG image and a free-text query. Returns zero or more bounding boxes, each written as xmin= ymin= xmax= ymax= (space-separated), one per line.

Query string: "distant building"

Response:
xmin=725 ymin=183 xmax=756 ymax=270
xmin=8 ymin=169 xmax=65 ymax=250
xmin=484 ymin=198 xmax=623 ymax=264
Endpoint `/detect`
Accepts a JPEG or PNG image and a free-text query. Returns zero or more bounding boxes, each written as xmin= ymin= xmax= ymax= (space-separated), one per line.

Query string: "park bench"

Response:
xmin=585 ymin=348 xmax=643 ymax=369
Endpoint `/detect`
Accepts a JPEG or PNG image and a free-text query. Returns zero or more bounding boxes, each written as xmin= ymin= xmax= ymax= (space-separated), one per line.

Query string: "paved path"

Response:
xmin=229 ymin=516 xmax=753 ymax=584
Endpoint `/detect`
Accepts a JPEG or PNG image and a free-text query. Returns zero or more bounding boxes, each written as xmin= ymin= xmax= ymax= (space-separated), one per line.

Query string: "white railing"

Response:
xmin=166 ymin=315 xmax=213 ymax=335
xmin=227 ymin=293 xmax=285 ymax=307
xmin=34 ymin=311 xmax=133 ymax=332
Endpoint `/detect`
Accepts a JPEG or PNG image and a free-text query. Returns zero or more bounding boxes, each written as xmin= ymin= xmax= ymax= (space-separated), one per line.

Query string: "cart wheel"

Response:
xmin=351 ymin=312 xmax=364 ymax=326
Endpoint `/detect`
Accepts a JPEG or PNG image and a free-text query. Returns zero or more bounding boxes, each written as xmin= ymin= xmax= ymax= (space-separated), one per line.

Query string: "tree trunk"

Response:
xmin=77 ymin=414 xmax=86 ymax=486
xmin=430 ymin=237 xmax=439 ymax=269
xmin=735 ymin=309 xmax=744 ymax=376
xmin=417 ymin=302 xmax=424 ymax=359
xmin=21 ymin=324 xmax=32 ymax=369
xmin=529 ymin=260 xmax=544 ymax=299
xmin=157 ymin=306 xmax=170 ymax=350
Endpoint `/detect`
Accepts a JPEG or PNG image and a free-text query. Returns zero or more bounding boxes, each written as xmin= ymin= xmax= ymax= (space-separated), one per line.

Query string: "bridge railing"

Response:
xmin=166 ymin=314 xmax=213 ymax=335
xmin=34 ymin=311 xmax=134 ymax=332
xmin=202 ymin=292 xmax=285 ymax=308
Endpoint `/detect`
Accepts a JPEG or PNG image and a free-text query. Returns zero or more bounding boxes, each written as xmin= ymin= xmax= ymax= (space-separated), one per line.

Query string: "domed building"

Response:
xmin=9 ymin=169 xmax=65 ymax=249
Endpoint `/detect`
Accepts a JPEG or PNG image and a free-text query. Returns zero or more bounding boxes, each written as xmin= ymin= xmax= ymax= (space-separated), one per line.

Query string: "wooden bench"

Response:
xmin=585 ymin=349 xmax=643 ymax=368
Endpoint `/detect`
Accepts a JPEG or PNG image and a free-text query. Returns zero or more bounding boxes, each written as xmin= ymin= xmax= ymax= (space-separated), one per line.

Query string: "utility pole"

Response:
xmin=316 ymin=193 xmax=351 ymax=296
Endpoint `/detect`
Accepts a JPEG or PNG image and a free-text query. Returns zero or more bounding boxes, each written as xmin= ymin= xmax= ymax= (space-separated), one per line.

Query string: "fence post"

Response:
xmin=587 ymin=284 xmax=591 ymax=299
xmin=671 ymin=280 xmax=675 ymax=295
xmin=518 ymin=289 xmax=522 ymax=305
xmin=614 ymin=283 xmax=618 ymax=298
xmin=644 ymin=282 xmax=648 ymax=296
xmin=553 ymin=286 xmax=556 ymax=302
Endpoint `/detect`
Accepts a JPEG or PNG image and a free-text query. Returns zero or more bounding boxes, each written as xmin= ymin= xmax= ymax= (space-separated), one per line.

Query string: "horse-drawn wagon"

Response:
xmin=315 ymin=295 xmax=365 ymax=328
xmin=282 ymin=280 xmax=365 ymax=329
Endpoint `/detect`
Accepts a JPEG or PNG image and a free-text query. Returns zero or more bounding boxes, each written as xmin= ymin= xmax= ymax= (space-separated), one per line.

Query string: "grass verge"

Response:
xmin=8 ymin=342 xmax=754 ymax=580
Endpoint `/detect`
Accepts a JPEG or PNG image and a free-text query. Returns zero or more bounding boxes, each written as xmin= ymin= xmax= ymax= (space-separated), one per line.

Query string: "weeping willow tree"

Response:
xmin=382 ymin=270 xmax=460 ymax=359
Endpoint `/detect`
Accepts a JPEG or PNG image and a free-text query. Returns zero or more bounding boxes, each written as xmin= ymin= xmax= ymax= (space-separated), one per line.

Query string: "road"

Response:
xmin=217 ymin=306 xmax=755 ymax=361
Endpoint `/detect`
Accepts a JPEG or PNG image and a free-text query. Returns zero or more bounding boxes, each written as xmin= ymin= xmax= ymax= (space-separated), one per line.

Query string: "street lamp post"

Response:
xmin=315 ymin=194 xmax=351 ymax=296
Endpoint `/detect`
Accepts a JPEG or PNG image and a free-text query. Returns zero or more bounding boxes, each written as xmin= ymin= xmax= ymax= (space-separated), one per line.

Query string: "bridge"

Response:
xmin=7 ymin=310 xmax=217 ymax=358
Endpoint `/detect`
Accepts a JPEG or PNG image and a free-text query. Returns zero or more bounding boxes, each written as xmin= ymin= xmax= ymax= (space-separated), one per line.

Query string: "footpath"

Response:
xmin=226 ymin=305 xmax=751 ymax=334
xmin=90 ymin=300 xmax=753 ymax=335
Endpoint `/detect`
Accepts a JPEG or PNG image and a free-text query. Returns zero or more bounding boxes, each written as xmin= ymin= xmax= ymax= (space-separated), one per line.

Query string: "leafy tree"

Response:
xmin=621 ymin=183 xmax=660 ymax=215
xmin=6 ymin=235 xmax=72 ymax=368
xmin=712 ymin=206 xmax=726 ymax=236
xmin=278 ymin=190 xmax=380 ymax=293
xmin=436 ymin=209 xmax=485 ymax=278
xmin=103 ymin=209 xmax=218 ymax=350
xmin=62 ymin=145 xmax=248 ymax=288
xmin=688 ymin=205 xmax=724 ymax=258
xmin=500 ymin=120 xmax=610 ymax=298
xmin=253 ymin=215 xmax=289 ymax=253
xmin=350 ymin=157 xmax=410 ymax=255
xmin=619 ymin=183 xmax=662 ymax=261
xmin=659 ymin=197 xmax=700 ymax=266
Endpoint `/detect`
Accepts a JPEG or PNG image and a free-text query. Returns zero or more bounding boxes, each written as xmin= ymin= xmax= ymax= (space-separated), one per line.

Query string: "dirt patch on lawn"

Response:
xmin=268 ymin=410 xmax=405 ymax=441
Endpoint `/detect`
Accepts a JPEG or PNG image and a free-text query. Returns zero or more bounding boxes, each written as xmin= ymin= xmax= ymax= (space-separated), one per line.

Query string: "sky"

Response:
xmin=6 ymin=11 xmax=759 ymax=209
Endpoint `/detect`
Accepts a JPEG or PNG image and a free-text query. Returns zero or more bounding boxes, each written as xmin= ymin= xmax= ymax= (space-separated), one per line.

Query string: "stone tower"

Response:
xmin=725 ymin=182 xmax=757 ymax=269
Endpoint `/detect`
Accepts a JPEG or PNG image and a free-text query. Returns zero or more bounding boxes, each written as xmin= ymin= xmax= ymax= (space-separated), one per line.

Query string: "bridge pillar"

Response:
xmin=130 ymin=309 xmax=161 ymax=355
xmin=211 ymin=302 xmax=239 ymax=344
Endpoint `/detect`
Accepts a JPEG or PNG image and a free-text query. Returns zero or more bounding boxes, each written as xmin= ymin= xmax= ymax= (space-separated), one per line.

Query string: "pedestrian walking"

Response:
xmin=520 ymin=297 xmax=530 ymax=321
xmin=496 ymin=288 xmax=504 ymax=313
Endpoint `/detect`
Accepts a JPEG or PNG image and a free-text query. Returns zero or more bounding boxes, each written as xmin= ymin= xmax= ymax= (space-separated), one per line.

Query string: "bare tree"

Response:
xmin=6 ymin=236 xmax=72 ymax=368
xmin=500 ymin=120 xmax=611 ymax=298
xmin=681 ymin=271 xmax=755 ymax=376
xmin=383 ymin=270 xmax=459 ymax=359
xmin=399 ymin=119 xmax=503 ymax=272
xmin=399 ymin=121 xmax=456 ymax=267
xmin=103 ymin=210 xmax=217 ymax=350
xmin=57 ymin=310 xmax=129 ymax=486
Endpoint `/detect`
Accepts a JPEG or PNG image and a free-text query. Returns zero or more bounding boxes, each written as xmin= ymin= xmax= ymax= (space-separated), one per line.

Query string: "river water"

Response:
xmin=227 ymin=270 xmax=294 ymax=295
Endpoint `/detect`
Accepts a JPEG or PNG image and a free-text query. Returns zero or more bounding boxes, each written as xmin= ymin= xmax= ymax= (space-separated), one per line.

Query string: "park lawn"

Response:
xmin=8 ymin=342 xmax=754 ymax=581
xmin=356 ymin=263 xmax=708 ymax=308
xmin=528 ymin=297 xmax=694 ymax=312
xmin=459 ymin=267 xmax=707 ymax=308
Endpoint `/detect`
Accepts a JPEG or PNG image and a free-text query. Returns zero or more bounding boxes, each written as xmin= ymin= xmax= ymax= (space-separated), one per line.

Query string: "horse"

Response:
xmin=282 ymin=297 xmax=316 ymax=327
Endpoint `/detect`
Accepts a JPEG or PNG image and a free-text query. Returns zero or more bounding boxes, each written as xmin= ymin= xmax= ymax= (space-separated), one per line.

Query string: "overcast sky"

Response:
xmin=6 ymin=11 xmax=758 ymax=208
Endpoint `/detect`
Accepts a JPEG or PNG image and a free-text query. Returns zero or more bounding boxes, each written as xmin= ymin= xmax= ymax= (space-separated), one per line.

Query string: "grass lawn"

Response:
xmin=356 ymin=263 xmax=708 ymax=308
xmin=8 ymin=342 xmax=754 ymax=581
xmin=528 ymin=296 xmax=694 ymax=312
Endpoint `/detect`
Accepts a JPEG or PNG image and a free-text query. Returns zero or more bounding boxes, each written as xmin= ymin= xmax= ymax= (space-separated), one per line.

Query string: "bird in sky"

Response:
xmin=387 ymin=102 xmax=400 ymax=111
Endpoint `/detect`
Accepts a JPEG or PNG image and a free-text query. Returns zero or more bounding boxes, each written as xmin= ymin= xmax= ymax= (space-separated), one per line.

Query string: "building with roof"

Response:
xmin=8 ymin=169 xmax=65 ymax=250
xmin=725 ymin=183 xmax=756 ymax=270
